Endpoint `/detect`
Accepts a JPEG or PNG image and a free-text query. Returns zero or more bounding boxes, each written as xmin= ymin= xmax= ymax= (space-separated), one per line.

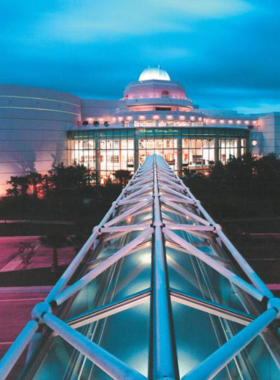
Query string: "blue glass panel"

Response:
xmin=172 ymin=302 xmax=234 ymax=379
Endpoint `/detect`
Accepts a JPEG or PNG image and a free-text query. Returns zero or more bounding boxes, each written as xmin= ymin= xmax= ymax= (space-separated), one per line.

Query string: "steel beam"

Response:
xmin=0 ymin=320 xmax=38 ymax=380
xmin=163 ymin=227 xmax=264 ymax=302
xmin=43 ymin=313 xmax=147 ymax=380
xmin=66 ymin=289 xmax=150 ymax=329
xmin=183 ymin=308 xmax=278 ymax=380
xmin=150 ymin=155 xmax=179 ymax=380
xmin=54 ymin=228 xmax=153 ymax=306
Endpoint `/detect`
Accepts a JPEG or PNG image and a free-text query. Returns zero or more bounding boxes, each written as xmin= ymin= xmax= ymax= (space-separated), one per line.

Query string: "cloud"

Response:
xmin=32 ymin=0 xmax=253 ymax=43
xmin=159 ymin=0 xmax=253 ymax=18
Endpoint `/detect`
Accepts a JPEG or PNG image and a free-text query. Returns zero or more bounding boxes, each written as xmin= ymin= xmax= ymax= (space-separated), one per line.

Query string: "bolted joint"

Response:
xmin=213 ymin=224 xmax=222 ymax=232
xmin=31 ymin=302 xmax=52 ymax=323
xmin=268 ymin=297 xmax=280 ymax=319
xmin=153 ymin=222 xmax=163 ymax=227
xmin=112 ymin=201 xmax=119 ymax=208
xmin=93 ymin=226 xmax=101 ymax=235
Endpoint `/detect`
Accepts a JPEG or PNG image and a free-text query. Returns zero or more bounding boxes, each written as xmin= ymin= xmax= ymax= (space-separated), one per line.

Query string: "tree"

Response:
xmin=113 ymin=170 xmax=132 ymax=187
xmin=39 ymin=233 xmax=69 ymax=273
xmin=6 ymin=176 xmax=29 ymax=197
xmin=48 ymin=163 xmax=95 ymax=194
xmin=18 ymin=242 xmax=36 ymax=269
xmin=26 ymin=172 xmax=43 ymax=198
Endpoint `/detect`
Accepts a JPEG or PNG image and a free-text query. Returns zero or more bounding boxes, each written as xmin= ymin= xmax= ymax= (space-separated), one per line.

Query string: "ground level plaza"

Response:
xmin=68 ymin=127 xmax=248 ymax=180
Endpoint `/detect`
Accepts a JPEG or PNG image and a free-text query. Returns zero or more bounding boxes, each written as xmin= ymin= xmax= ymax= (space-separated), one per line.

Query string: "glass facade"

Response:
xmin=68 ymin=127 xmax=248 ymax=182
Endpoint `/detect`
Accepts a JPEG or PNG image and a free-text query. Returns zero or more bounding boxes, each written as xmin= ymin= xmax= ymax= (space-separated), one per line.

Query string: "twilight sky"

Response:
xmin=1 ymin=0 xmax=279 ymax=113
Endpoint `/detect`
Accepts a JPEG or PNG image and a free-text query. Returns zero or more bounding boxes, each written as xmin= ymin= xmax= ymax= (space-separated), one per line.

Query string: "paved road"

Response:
xmin=0 ymin=287 xmax=51 ymax=359
xmin=0 ymin=236 xmax=76 ymax=272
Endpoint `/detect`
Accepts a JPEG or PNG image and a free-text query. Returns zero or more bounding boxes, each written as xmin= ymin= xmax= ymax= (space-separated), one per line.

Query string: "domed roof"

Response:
xmin=139 ymin=66 xmax=170 ymax=82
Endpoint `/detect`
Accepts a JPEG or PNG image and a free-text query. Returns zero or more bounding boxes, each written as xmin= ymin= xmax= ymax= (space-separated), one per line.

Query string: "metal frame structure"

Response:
xmin=1 ymin=154 xmax=280 ymax=379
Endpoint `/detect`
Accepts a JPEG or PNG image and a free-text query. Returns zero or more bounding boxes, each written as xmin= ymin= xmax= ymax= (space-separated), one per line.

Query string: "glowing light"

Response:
xmin=139 ymin=115 xmax=146 ymax=120
xmin=118 ymin=117 xmax=123 ymax=122
xmin=253 ymin=120 xmax=257 ymax=125
xmin=166 ymin=115 xmax=173 ymax=120
xmin=237 ymin=120 xmax=242 ymax=124
xmin=141 ymin=253 xmax=151 ymax=264
xmin=139 ymin=66 xmax=170 ymax=82
xmin=219 ymin=119 xmax=225 ymax=124
xmin=87 ymin=117 xmax=93 ymax=123
xmin=126 ymin=116 xmax=133 ymax=121
xmin=179 ymin=115 xmax=186 ymax=121
xmin=99 ymin=118 xmax=104 ymax=122
xmin=153 ymin=115 xmax=160 ymax=120
xmin=228 ymin=120 xmax=233 ymax=124
xmin=211 ymin=119 xmax=216 ymax=124
xmin=245 ymin=120 xmax=250 ymax=125
xmin=190 ymin=116 xmax=195 ymax=121
xmin=252 ymin=140 xmax=258 ymax=146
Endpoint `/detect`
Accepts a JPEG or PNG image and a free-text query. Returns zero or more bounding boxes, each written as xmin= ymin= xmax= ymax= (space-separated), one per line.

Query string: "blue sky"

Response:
xmin=1 ymin=0 xmax=279 ymax=113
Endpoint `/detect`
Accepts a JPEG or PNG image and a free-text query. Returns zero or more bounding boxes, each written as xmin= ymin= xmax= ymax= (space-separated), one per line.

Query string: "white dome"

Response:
xmin=139 ymin=66 xmax=171 ymax=82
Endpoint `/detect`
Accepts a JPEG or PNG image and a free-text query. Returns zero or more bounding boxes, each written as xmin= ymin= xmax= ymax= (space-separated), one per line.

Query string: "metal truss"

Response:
xmin=1 ymin=154 xmax=280 ymax=379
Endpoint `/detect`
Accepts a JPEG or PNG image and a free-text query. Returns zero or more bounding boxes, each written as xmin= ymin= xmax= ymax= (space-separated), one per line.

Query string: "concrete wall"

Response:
xmin=0 ymin=85 xmax=81 ymax=195
xmin=250 ymin=113 xmax=280 ymax=156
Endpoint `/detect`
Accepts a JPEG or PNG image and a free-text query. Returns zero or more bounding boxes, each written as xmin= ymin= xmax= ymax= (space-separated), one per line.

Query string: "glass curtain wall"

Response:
xmin=68 ymin=128 xmax=249 ymax=180
xmin=182 ymin=139 xmax=215 ymax=168
xmin=138 ymin=138 xmax=177 ymax=170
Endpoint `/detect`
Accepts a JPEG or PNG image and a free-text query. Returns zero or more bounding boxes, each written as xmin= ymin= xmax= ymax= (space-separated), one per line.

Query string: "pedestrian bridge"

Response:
xmin=1 ymin=154 xmax=280 ymax=379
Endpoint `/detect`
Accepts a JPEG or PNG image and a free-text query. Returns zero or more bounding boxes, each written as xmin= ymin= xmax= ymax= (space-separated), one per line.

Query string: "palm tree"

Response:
xmin=26 ymin=172 xmax=43 ymax=198
xmin=39 ymin=232 xmax=68 ymax=273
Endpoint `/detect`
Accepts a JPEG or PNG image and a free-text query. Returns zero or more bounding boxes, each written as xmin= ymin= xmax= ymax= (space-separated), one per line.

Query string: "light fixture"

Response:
xmin=252 ymin=140 xmax=258 ymax=146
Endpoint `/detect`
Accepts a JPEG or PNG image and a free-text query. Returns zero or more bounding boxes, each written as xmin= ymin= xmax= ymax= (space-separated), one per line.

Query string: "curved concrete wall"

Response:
xmin=0 ymin=85 xmax=81 ymax=195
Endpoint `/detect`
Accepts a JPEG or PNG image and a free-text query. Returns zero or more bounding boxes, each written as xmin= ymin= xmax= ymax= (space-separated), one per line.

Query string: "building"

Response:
xmin=1 ymin=154 xmax=280 ymax=379
xmin=0 ymin=67 xmax=279 ymax=194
